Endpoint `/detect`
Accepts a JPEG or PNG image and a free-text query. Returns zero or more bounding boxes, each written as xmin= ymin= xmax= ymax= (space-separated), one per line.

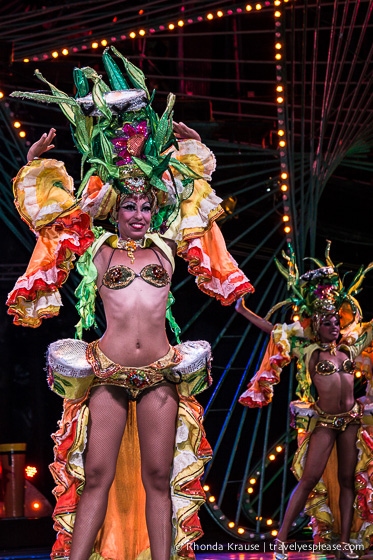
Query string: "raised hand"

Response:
xmin=27 ymin=128 xmax=56 ymax=162
xmin=173 ymin=121 xmax=201 ymax=142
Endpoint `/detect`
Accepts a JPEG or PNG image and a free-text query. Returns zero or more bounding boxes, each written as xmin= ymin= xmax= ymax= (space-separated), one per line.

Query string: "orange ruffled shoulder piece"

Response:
xmin=6 ymin=159 xmax=94 ymax=327
xmin=163 ymin=139 xmax=254 ymax=305
xmin=238 ymin=322 xmax=304 ymax=407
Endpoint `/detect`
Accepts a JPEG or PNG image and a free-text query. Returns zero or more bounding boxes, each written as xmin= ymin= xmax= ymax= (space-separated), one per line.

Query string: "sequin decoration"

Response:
xmin=140 ymin=264 xmax=170 ymax=287
xmin=102 ymin=265 xmax=136 ymax=289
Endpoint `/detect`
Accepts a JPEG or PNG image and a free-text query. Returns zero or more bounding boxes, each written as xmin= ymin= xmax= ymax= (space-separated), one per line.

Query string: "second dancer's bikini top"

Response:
xmin=100 ymin=247 xmax=170 ymax=290
xmin=314 ymin=357 xmax=355 ymax=376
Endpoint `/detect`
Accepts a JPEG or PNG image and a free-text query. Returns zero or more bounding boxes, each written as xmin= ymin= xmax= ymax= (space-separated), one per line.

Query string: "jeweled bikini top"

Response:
xmin=315 ymin=358 xmax=355 ymax=376
xmin=100 ymin=247 xmax=170 ymax=290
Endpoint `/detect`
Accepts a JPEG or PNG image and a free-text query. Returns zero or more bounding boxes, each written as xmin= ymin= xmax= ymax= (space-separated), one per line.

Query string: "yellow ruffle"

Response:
xmin=13 ymin=159 xmax=77 ymax=231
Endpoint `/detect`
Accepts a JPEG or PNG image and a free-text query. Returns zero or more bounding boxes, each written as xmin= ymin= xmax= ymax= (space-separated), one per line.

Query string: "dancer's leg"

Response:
xmin=276 ymin=427 xmax=337 ymax=542
xmin=336 ymin=424 xmax=359 ymax=543
xmin=70 ymin=386 xmax=128 ymax=560
xmin=136 ymin=383 xmax=179 ymax=560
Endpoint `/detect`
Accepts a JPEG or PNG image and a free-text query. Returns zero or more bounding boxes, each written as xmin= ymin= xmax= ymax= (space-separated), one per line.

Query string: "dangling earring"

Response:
xmin=115 ymin=221 xmax=118 ymax=235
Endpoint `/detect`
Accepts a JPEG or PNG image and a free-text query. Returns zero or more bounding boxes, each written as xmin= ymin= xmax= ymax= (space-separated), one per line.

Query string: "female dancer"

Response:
xmin=7 ymin=49 xmax=253 ymax=560
xmin=236 ymin=251 xmax=373 ymax=559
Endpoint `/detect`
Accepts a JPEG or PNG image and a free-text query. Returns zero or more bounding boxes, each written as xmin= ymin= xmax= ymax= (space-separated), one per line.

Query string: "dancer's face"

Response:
xmin=317 ymin=314 xmax=340 ymax=343
xmin=118 ymin=195 xmax=152 ymax=240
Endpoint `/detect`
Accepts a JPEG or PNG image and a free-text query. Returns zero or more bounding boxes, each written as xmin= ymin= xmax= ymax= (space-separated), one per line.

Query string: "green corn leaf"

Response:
xmin=10 ymin=90 xmax=78 ymax=126
xmin=131 ymin=156 xmax=154 ymax=177
xmin=154 ymin=93 xmax=175 ymax=151
xmin=149 ymin=175 xmax=168 ymax=192
xmin=153 ymin=153 xmax=173 ymax=175
xmin=92 ymin=82 xmax=112 ymax=120
xmin=34 ymin=69 xmax=79 ymax=125
xmin=274 ymin=257 xmax=290 ymax=279
xmin=73 ymin=68 xmax=90 ymax=97
xmin=169 ymin=158 xmax=202 ymax=179
xmin=110 ymin=46 xmax=149 ymax=97
xmin=102 ymin=48 xmax=129 ymax=90
xmin=99 ymin=130 xmax=114 ymax=164
xmin=73 ymin=113 xmax=93 ymax=153
xmin=87 ymin=157 xmax=120 ymax=178
xmin=81 ymin=66 xmax=111 ymax=93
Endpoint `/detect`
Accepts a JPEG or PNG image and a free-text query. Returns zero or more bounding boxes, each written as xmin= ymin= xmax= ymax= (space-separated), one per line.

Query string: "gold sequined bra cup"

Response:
xmin=315 ymin=358 xmax=355 ymax=376
xmin=100 ymin=247 xmax=170 ymax=290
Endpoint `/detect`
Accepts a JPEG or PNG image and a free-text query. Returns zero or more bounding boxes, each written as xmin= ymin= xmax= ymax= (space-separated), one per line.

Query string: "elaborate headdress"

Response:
xmin=266 ymin=240 xmax=373 ymax=336
xmin=10 ymin=46 xmax=200 ymax=233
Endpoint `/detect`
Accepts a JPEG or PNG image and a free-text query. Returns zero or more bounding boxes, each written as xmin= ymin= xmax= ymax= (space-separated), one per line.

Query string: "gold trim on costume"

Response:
xmin=313 ymin=401 xmax=362 ymax=431
xmin=87 ymin=341 xmax=183 ymax=400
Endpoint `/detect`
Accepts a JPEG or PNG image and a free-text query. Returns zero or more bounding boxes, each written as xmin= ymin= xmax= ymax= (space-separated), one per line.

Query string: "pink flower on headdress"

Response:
xmin=314 ymin=284 xmax=335 ymax=299
xmin=111 ymin=120 xmax=148 ymax=166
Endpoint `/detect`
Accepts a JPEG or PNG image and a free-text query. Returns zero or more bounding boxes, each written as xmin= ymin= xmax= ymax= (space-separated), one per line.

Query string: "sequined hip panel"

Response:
xmin=87 ymin=340 xmax=183 ymax=400
xmin=312 ymin=401 xmax=363 ymax=431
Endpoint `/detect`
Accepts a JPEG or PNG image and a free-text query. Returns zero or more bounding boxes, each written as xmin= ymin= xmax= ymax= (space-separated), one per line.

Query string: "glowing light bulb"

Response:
xmin=52 ymin=51 xmax=58 ymax=58
xmin=281 ymin=172 xmax=288 ymax=179
xmin=293 ymin=314 xmax=300 ymax=321
xmin=272 ymin=530 xmax=279 ymax=536
xmin=178 ymin=20 xmax=184 ymax=26
xmin=129 ymin=31 xmax=136 ymax=38
xmin=92 ymin=42 xmax=99 ymax=49
xmin=355 ymin=371 xmax=362 ymax=378
xmin=203 ymin=485 xmax=210 ymax=491
xmin=32 ymin=501 xmax=41 ymax=510
xmin=256 ymin=4 xmax=262 ymax=10
xmin=168 ymin=23 xmax=175 ymax=30
xmin=276 ymin=445 xmax=283 ymax=452
xmin=267 ymin=519 xmax=273 ymax=525
xmin=247 ymin=487 xmax=254 ymax=494
xmin=13 ymin=121 xmax=21 ymax=128
xmin=238 ymin=527 xmax=245 ymax=534
xmin=0 ymin=91 xmax=4 ymax=99
xmin=274 ymin=10 xmax=282 ymax=17
xmin=19 ymin=131 xmax=26 ymax=138
xmin=23 ymin=58 xmax=30 ymax=63
xmin=246 ymin=4 xmax=253 ymax=10
xmin=280 ymin=184 xmax=288 ymax=192
xmin=249 ymin=478 xmax=256 ymax=484
xmin=207 ymin=13 xmax=213 ymax=20
xmin=217 ymin=11 xmax=224 ymax=17
xmin=269 ymin=454 xmax=276 ymax=460
xmin=278 ymin=129 xmax=285 ymax=136
xmin=208 ymin=495 xmax=216 ymax=503
xmin=275 ymin=53 xmax=282 ymax=60
xmin=25 ymin=466 xmax=37 ymax=478
xmin=228 ymin=522 xmax=235 ymax=528
xmin=275 ymin=42 xmax=282 ymax=49
xmin=101 ymin=39 xmax=108 ymax=46
xmin=277 ymin=96 xmax=284 ymax=103
xmin=279 ymin=140 xmax=286 ymax=147
xmin=284 ymin=226 xmax=291 ymax=234
xmin=139 ymin=29 xmax=146 ymax=36
xmin=276 ymin=85 xmax=284 ymax=92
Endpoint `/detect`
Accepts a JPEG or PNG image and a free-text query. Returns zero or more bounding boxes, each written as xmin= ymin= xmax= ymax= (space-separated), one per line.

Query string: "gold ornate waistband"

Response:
xmin=313 ymin=401 xmax=362 ymax=431
xmin=86 ymin=341 xmax=183 ymax=399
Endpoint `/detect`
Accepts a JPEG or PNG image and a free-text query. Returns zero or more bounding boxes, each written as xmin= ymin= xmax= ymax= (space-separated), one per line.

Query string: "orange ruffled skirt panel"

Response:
xmin=49 ymin=391 xmax=212 ymax=560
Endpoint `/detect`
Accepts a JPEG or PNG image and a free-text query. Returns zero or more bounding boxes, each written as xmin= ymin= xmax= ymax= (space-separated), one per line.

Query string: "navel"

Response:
xmin=136 ymin=340 xmax=141 ymax=349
